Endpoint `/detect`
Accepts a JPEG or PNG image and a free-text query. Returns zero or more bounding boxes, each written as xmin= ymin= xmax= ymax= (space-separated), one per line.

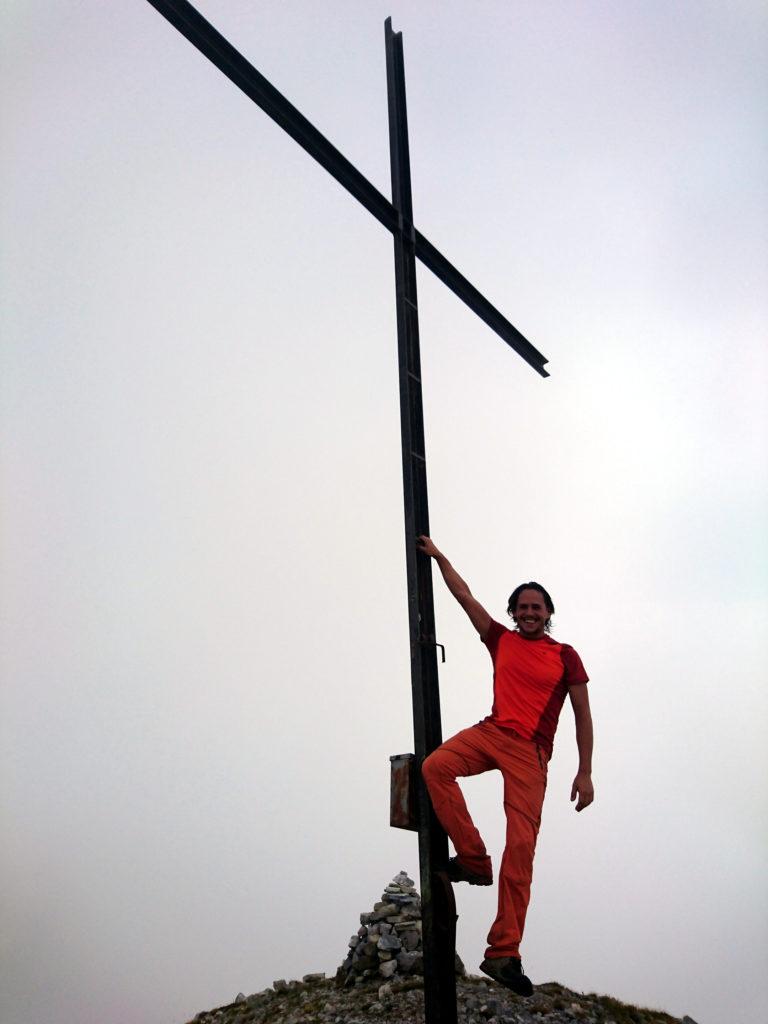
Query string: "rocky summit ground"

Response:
xmin=185 ymin=973 xmax=699 ymax=1024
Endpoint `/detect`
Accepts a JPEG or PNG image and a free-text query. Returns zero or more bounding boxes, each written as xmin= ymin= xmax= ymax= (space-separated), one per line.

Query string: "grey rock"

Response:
xmin=399 ymin=905 xmax=421 ymax=919
xmin=387 ymin=893 xmax=420 ymax=906
xmin=272 ymin=980 xmax=288 ymax=992
xmin=396 ymin=950 xmax=420 ymax=973
xmin=353 ymin=954 xmax=378 ymax=971
xmin=302 ymin=972 xmax=325 ymax=984
xmin=234 ymin=993 xmax=245 ymax=1004
xmin=393 ymin=919 xmax=415 ymax=932
xmin=377 ymin=982 xmax=393 ymax=1001
xmin=371 ymin=903 xmax=398 ymax=921
xmin=378 ymin=932 xmax=402 ymax=951
xmin=379 ymin=959 xmax=398 ymax=978
xmin=681 ymin=1019 xmax=700 ymax=1024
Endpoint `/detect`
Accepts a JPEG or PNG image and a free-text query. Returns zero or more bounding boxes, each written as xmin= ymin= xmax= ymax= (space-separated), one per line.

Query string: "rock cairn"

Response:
xmin=335 ymin=870 xmax=464 ymax=992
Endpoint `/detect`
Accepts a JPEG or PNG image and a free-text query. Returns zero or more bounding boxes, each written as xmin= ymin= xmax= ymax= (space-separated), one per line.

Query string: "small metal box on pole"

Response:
xmin=389 ymin=753 xmax=418 ymax=831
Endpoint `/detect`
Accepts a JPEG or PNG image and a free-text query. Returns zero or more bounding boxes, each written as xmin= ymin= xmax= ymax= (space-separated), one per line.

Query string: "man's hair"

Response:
xmin=507 ymin=582 xmax=556 ymax=633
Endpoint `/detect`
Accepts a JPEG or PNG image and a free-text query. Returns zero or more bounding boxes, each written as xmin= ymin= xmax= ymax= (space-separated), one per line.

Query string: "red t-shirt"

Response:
xmin=482 ymin=619 xmax=588 ymax=756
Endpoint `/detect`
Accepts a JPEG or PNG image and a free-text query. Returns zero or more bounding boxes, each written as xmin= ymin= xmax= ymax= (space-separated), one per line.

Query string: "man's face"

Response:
xmin=513 ymin=589 xmax=550 ymax=639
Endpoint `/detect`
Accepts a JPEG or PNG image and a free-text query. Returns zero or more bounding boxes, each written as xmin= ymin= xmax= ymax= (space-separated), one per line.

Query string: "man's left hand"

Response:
xmin=570 ymin=772 xmax=594 ymax=812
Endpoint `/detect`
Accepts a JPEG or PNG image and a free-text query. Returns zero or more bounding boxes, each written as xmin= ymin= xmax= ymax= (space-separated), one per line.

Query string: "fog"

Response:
xmin=2 ymin=3 xmax=766 ymax=1023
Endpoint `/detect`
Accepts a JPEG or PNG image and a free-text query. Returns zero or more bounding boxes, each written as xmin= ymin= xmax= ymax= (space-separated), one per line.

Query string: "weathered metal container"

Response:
xmin=389 ymin=752 xmax=418 ymax=831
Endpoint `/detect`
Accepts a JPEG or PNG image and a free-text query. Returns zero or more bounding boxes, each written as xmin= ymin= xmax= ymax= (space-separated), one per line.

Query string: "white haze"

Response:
xmin=2 ymin=3 xmax=766 ymax=1024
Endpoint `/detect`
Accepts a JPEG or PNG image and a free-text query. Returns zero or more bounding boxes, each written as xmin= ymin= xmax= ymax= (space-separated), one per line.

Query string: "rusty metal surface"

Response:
xmin=389 ymin=753 xmax=418 ymax=831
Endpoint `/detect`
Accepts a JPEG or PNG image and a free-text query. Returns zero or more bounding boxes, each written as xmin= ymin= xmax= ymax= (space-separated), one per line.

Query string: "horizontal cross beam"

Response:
xmin=145 ymin=0 xmax=550 ymax=378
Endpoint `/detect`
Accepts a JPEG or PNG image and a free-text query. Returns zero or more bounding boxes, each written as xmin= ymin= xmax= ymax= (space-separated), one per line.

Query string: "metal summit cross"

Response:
xmin=145 ymin=3 xmax=549 ymax=1021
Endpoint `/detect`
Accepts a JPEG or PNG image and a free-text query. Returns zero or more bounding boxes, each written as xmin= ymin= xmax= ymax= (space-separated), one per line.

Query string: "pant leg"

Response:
xmin=484 ymin=733 xmax=547 ymax=959
xmin=422 ymin=724 xmax=496 ymax=877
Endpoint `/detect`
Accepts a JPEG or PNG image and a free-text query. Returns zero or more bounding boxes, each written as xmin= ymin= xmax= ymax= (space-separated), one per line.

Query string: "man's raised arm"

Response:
xmin=417 ymin=536 xmax=492 ymax=640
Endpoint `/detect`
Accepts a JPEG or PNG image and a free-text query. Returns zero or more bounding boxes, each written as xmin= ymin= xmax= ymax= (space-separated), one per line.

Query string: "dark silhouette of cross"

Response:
xmin=145 ymin=5 xmax=550 ymax=1021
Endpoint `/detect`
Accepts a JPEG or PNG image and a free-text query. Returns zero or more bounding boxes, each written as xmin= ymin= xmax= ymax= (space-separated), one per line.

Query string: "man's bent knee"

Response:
xmin=422 ymin=748 xmax=451 ymax=786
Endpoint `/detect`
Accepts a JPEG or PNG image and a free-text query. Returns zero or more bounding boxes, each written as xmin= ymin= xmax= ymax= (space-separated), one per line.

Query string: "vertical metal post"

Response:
xmin=385 ymin=18 xmax=457 ymax=1024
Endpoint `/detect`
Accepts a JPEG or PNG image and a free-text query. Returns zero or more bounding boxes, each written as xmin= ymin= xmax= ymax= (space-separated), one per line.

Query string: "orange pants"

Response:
xmin=422 ymin=719 xmax=548 ymax=959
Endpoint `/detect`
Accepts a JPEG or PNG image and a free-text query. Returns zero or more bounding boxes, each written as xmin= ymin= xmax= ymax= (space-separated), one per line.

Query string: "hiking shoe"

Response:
xmin=446 ymin=856 xmax=493 ymax=886
xmin=479 ymin=956 xmax=534 ymax=997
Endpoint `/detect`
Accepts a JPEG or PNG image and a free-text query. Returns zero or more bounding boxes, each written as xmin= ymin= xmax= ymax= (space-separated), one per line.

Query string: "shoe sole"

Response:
xmin=452 ymin=873 xmax=493 ymax=886
xmin=445 ymin=861 xmax=493 ymax=886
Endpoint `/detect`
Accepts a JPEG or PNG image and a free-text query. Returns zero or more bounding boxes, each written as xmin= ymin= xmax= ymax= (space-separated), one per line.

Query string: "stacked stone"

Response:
xmin=336 ymin=871 xmax=425 ymax=987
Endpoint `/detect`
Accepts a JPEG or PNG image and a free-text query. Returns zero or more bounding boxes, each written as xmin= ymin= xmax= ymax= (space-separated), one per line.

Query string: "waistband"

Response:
xmin=479 ymin=717 xmax=551 ymax=763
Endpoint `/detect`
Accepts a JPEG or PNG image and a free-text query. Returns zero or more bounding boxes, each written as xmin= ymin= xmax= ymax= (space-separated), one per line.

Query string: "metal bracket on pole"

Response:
xmin=418 ymin=638 xmax=446 ymax=663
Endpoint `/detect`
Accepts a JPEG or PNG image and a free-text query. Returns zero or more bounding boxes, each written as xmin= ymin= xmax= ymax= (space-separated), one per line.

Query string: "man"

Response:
xmin=417 ymin=536 xmax=594 ymax=997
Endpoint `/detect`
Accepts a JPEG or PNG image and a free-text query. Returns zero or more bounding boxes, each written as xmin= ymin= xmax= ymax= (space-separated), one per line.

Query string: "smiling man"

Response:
xmin=417 ymin=536 xmax=594 ymax=997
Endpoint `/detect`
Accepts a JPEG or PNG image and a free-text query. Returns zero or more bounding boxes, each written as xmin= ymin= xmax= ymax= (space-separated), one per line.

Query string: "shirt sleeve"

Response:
xmin=482 ymin=619 xmax=507 ymax=660
xmin=561 ymin=644 xmax=589 ymax=686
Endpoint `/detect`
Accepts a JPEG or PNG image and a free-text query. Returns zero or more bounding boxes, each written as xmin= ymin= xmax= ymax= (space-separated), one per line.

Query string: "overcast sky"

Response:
xmin=2 ymin=3 xmax=766 ymax=1024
